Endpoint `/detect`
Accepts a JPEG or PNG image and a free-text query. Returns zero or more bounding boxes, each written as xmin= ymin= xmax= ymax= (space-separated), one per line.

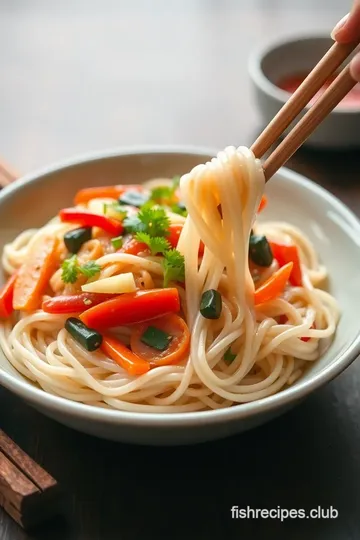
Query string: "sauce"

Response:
xmin=277 ymin=73 xmax=360 ymax=108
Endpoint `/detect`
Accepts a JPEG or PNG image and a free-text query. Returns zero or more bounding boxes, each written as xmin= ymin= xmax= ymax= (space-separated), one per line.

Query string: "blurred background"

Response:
xmin=0 ymin=0 xmax=345 ymax=173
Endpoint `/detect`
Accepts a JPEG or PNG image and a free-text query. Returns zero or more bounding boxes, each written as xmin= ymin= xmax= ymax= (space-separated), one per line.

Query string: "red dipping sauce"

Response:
xmin=277 ymin=73 xmax=360 ymax=109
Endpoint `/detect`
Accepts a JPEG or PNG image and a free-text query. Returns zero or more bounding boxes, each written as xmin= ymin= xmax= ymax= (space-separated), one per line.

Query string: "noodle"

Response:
xmin=0 ymin=146 xmax=340 ymax=412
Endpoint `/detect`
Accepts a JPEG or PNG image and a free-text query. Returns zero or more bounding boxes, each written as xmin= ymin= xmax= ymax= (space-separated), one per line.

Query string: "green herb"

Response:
xmin=65 ymin=318 xmax=102 ymax=351
xmin=249 ymin=234 xmax=273 ymax=267
xmin=200 ymin=289 xmax=222 ymax=319
xmin=64 ymin=227 xmax=92 ymax=254
xmin=61 ymin=255 xmax=101 ymax=284
xmin=170 ymin=202 xmax=187 ymax=217
xmin=172 ymin=175 xmax=180 ymax=189
xmin=61 ymin=255 xmax=79 ymax=284
xmin=124 ymin=206 xmax=170 ymax=238
xmin=140 ymin=326 xmax=173 ymax=351
xmin=111 ymin=236 xmax=123 ymax=250
xmin=79 ymin=261 xmax=101 ymax=279
xmin=224 ymin=348 xmax=237 ymax=364
xmin=119 ymin=190 xmax=150 ymax=208
xmin=162 ymin=249 xmax=185 ymax=287
xmin=151 ymin=186 xmax=174 ymax=204
xmin=135 ymin=232 xmax=171 ymax=255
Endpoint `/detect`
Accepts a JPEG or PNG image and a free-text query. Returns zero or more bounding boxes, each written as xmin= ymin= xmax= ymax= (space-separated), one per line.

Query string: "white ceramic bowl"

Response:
xmin=0 ymin=147 xmax=360 ymax=445
xmin=249 ymin=34 xmax=360 ymax=148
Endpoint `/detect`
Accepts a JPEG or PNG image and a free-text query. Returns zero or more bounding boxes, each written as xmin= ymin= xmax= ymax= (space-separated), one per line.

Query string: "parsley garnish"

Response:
xmin=124 ymin=206 xmax=170 ymax=238
xmin=135 ymin=232 xmax=171 ymax=255
xmin=224 ymin=348 xmax=237 ymax=364
xmin=61 ymin=255 xmax=101 ymax=284
xmin=170 ymin=203 xmax=187 ymax=217
xmin=162 ymin=249 xmax=185 ymax=287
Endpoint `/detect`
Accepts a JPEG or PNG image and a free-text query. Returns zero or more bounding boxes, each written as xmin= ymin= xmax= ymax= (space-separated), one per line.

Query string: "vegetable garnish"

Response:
xmin=249 ymin=234 xmax=273 ymax=267
xmin=80 ymin=288 xmax=181 ymax=329
xmin=74 ymin=184 xmax=143 ymax=205
xmin=13 ymin=235 xmax=59 ymax=311
xmin=119 ymin=236 xmax=149 ymax=255
xmin=140 ymin=326 xmax=173 ymax=351
xmin=170 ymin=202 xmax=187 ymax=217
xmin=123 ymin=206 xmax=170 ymax=237
xmin=64 ymin=227 xmax=92 ymax=254
xmin=269 ymin=242 xmax=302 ymax=286
xmin=162 ymin=249 xmax=185 ymax=287
xmin=224 ymin=348 xmax=237 ymax=364
xmin=101 ymin=335 xmax=150 ymax=376
xmin=134 ymin=232 xmax=171 ymax=255
xmin=59 ymin=209 xmax=124 ymax=236
xmin=0 ymin=273 xmax=17 ymax=318
xmin=111 ymin=236 xmax=123 ymax=250
xmin=103 ymin=202 xmax=128 ymax=221
xmin=42 ymin=292 xmax=116 ymax=314
xmin=61 ymin=255 xmax=101 ymax=284
xmin=254 ymin=262 xmax=293 ymax=306
xmin=130 ymin=314 xmax=190 ymax=366
xmin=81 ymin=273 xmax=136 ymax=294
xmin=258 ymin=195 xmax=268 ymax=213
xmin=200 ymin=289 xmax=222 ymax=319
xmin=149 ymin=175 xmax=181 ymax=206
xmin=65 ymin=317 xmax=102 ymax=352
xmin=119 ymin=190 xmax=150 ymax=208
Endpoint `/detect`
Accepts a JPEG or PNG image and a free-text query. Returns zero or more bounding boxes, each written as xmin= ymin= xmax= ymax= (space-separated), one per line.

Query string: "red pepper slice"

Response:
xmin=59 ymin=209 xmax=123 ymax=236
xmin=269 ymin=241 xmax=302 ymax=286
xmin=278 ymin=315 xmax=315 ymax=341
xmin=119 ymin=237 xmax=149 ymax=255
xmin=80 ymin=288 xmax=180 ymax=329
xmin=258 ymin=195 xmax=267 ymax=213
xmin=0 ymin=273 xmax=17 ymax=318
xmin=42 ymin=292 xmax=117 ymax=314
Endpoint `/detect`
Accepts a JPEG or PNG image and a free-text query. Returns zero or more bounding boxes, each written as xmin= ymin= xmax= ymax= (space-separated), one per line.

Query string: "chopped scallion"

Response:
xmin=200 ymin=289 xmax=222 ymax=319
xmin=140 ymin=326 xmax=173 ymax=351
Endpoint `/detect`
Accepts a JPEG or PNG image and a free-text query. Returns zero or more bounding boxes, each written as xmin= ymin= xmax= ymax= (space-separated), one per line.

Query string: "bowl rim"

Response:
xmin=248 ymin=32 xmax=360 ymax=115
xmin=0 ymin=145 xmax=360 ymax=428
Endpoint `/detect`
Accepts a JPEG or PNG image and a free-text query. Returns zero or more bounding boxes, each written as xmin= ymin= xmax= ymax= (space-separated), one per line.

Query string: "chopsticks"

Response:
xmin=251 ymin=40 xmax=360 ymax=181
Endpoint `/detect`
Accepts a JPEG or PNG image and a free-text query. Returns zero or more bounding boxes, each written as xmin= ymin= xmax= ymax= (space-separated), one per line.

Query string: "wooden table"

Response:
xmin=1 ymin=1 xmax=359 ymax=538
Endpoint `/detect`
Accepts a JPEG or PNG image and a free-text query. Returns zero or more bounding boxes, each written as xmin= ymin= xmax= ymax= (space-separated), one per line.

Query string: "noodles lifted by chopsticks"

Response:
xmin=0 ymin=146 xmax=340 ymax=412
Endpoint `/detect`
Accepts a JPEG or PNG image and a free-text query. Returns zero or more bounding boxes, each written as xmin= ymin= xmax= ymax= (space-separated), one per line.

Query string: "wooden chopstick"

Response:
xmin=262 ymin=63 xmax=356 ymax=180
xmin=251 ymin=40 xmax=359 ymax=160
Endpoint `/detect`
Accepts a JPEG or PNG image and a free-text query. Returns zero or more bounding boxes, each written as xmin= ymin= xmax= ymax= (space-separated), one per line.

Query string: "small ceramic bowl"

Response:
xmin=0 ymin=147 xmax=360 ymax=445
xmin=248 ymin=35 xmax=360 ymax=148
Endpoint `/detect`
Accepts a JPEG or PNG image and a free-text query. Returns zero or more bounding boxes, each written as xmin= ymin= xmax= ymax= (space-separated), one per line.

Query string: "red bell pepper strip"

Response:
xmin=254 ymin=262 xmax=293 ymax=305
xmin=0 ymin=273 xmax=17 ymax=318
xmin=42 ymin=292 xmax=117 ymax=314
xmin=269 ymin=241 xmax=302 ymax=286
xmin=80 ymin=288 xmax=180 ymax=329
xmin=101 ymin=335 xmax=150 ymax=376
xmin=59 ymin=208 xmax=124 ymax=236
xmin=74 ymin=185 xmax=143 ymax=205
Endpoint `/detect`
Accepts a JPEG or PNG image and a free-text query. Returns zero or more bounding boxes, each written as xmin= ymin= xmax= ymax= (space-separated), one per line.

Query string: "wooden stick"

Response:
xmin=0 ymin=429 xmax=61 ymax=529
xmin=251 ymin=41 xmax=359 ymax=160
xmin=0 ymin=158 xmax=18 ymax=188
xmin=263 ymin=64 xmax=356 ymax=181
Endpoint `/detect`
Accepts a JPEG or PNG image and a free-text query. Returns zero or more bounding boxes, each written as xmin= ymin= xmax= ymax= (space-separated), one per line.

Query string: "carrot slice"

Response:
xmin=130 ymin=314 xmax=190 ymax=367
xmin=74 ymin=185 xmax=143 ymax=205
xmin=101 ymin=335 xmax=150 ymax=376
xmin=269 ymin=241 xmax=302 ymax=286
xmin=0 ymin=273 xmax=17 ymax=318
xmin=258 ymin=195 xmax=267 ymax=213
xmin=254 ymin=262 xmax=293 ymax=306
xmin=13 ymin=235 xmax=59 ymax=311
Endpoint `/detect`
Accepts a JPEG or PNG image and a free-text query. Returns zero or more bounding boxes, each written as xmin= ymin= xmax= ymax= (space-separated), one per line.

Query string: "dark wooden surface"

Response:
xmin=1 ymin=1 xmax=360 ymax=539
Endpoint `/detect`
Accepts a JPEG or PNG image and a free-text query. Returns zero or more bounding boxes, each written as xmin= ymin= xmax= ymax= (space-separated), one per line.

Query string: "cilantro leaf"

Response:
xmin=150 ymin=186 xmax=173 ymax=204
xmin=162 ymin=249 xmax=185 ymax=287
xmin=224 ymin=348 xmax=237 ymax=364
xmin=136 ymin=206 xmax=170 ymax=237
xmin=123 ymin=214 xmax=146 ymax=234
xmin=135 ymin=232 xmax=171 ymax=255
xmin=79 ymin=261 xmax=101 ymax=279
xmin=61 ymin=256 xmax=101 ymax=283
xmin=61 ymin=255 xmax=79 ymax=284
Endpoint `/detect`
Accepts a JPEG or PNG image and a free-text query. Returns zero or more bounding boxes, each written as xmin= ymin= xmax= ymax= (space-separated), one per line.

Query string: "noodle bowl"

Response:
xmin=0 ymin=146 xmax=340 ymax=413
